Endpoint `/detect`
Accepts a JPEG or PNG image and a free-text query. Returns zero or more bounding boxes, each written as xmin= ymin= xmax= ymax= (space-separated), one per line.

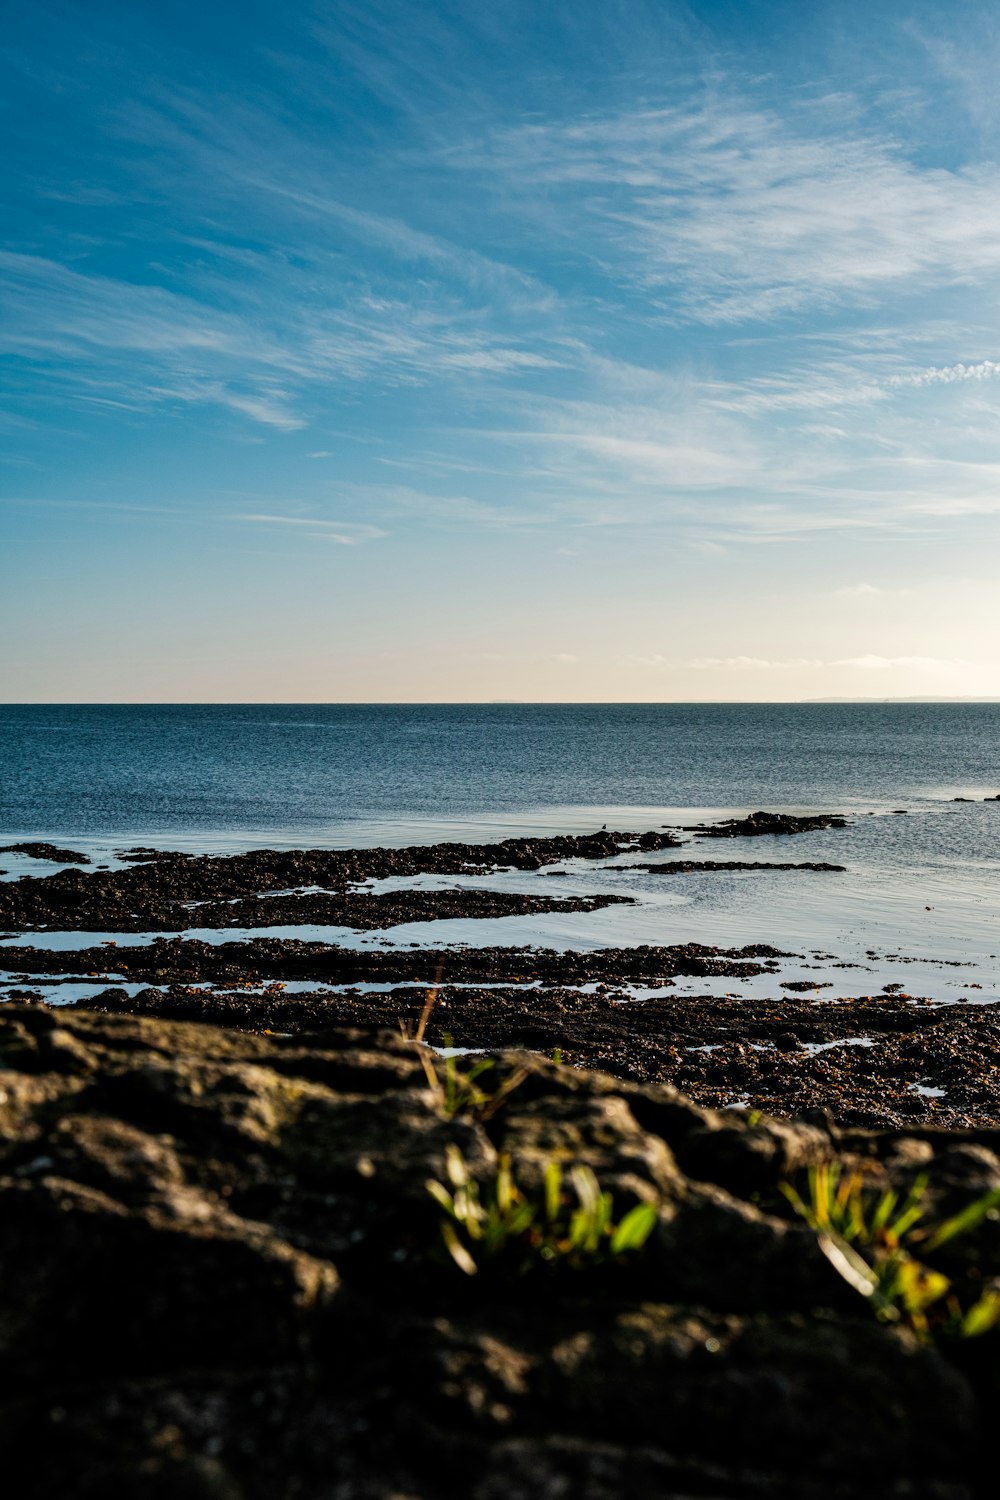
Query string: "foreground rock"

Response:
xmin=0 ymin=1004 xmax=997 ymax=1498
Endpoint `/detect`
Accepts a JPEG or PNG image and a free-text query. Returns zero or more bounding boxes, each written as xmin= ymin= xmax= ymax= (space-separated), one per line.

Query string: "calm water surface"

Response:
xmin=1 ymin=702 xmax=998 ymax=837
xmin=1 ymin=703 xmax=999 ymax=1002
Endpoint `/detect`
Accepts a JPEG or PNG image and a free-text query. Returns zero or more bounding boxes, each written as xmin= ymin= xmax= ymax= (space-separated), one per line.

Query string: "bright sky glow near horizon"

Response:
xmin=3 ymin=0 xmax=1000 ymax=702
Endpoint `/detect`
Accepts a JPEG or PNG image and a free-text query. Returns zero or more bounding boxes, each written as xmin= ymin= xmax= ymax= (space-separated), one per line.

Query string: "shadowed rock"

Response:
xmin=0 ymin=1004 xmax=993 ymax=1499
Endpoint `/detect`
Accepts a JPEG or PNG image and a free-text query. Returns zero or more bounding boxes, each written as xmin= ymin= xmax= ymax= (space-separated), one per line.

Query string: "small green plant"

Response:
xmin=437 ymin=1043 xmax=498 ymax=1115
xmin=782 ymin=1161 xmax=1000 ymax=1340
xmin=426 ymin=1145 xmax=659 ymax=1276
xmin=413 ymin=1036 xmax=528 ymax=1121
xmin=400 ymin=974 xmax=526 ymax=1121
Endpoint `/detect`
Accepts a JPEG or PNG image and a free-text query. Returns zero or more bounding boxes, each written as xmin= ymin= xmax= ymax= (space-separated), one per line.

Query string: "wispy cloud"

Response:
xmin=231 ymin=514 xmax=385 ymax=544
xmin=834 ymin=654 xmax=974 ymax=672
xmin=687 ymin=656 xmax=825 ymax=671
xmin=832 ymin=582 xmax=912 ymax=599
xmin=0 ymin=248 xmax=563 ymax=430
xmin=329 ymin=482 xmax=547 ymax=531
xmin=633 ymin=654 xmax=984 ymax=674
xmin=7 ymin=7 xmax=1000 ymax=702
xmin=155 ymin=381 xmax=306 ymax=431
xmin=888 ymin=359 xmax=1000 ymax=389
xmin=0 ymin=252 xmax=249 ymax=358
xmin=467 ymin=95 xmax=1000 ymax=322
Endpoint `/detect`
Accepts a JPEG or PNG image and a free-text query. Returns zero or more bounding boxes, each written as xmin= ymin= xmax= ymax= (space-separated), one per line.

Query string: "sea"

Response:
xmin=1 ymin=702 xmax=999 ymax=1004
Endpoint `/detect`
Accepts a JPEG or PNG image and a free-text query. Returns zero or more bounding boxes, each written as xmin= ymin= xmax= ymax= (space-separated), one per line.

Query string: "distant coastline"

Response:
xmin=803 ymin=696 xmax=1000 ymax=703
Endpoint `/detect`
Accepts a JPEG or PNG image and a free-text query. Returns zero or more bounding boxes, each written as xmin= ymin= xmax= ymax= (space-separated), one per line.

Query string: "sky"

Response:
xmin=4 ymin=0 xmax=1000 ymax=702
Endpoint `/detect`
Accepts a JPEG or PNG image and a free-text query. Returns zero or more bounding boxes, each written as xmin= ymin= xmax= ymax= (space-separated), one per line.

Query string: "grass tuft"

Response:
xmin=782 ymin=1161 xmax=1000 ymax=1341
xmin=400 ymin=971 xmax=527 ymax=1119
xmin=427 ymin=1145 xmax=658 ymax=1276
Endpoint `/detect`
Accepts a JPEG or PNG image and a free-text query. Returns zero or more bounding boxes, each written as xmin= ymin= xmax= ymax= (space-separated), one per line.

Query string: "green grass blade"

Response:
xmin=425 ymin=1179 xmax=455 ymax=1215
xmin=923 ymin=1189 xmax=1000 ymax=1253
xmin=817 ymin=1230 xmax=879 ymax=1296
xmin=888 ymin=1174 xmax=929 ymax=1240
xmin=779 ymin=1180 xmax=814 ymax=1227
xmin=441 ymin=1221 xmax=478 ymax=1276
xmin=445 ymin=1146 xmax=467 ymax=1188
xmin=570 ymin=1164 xmax=602 ymax=1219
xmin=871 ymin=1189 xmax=898 ymax=1233
xmin=610 ymin=1202 xmax=658 ymax=1253
xmin=567 ymin=1206 xmax=589 ymax=1251
xmin=960 ymin=1291 xmax=1000 ymax=1338
xmin=544 ymin=1161 xmax=562 ymax=1225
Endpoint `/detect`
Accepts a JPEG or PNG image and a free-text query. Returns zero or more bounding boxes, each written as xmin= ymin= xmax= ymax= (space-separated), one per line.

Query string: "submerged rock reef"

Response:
xmin=0 ymin=829 xmax=683 ymax=933
xmin=1 ymin=1004 xmax=998 ymax=1500
xmin=0 ymin=818 xmax=840 ymax=933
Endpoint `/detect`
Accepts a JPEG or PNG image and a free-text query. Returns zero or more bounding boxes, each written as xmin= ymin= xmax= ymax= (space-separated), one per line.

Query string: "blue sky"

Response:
xmin=4 ymin=0 xmax=1000 ymax=700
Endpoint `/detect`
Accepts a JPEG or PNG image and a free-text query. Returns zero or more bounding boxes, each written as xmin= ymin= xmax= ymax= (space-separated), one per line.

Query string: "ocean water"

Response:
xmin=2 ymin=701 xmax=999 ymax=839
xmin=1 ymin=703 xmax=999 ymax=1003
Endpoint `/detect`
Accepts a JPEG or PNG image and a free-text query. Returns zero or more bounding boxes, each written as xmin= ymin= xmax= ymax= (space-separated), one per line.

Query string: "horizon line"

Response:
xmin=3 ymin=698 xmax=1000 ymax=708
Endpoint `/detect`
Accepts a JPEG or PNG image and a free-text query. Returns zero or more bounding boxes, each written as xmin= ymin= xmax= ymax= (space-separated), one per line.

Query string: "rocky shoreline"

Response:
xmin=56 ymin=972 xmax=1000 ymax=1130
xmin=0 ymin=828 xmax=687 ymax=933
xmin=3 ymin=815 xmax=999 ymax=1494
xmin=0 ymin=816 xmax=991 ymax=1130
xmin=0 ymin=819 xmax=846 ymax=933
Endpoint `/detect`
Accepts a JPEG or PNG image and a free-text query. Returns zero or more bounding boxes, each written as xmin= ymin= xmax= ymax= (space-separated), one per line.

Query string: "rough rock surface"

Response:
xmin=0 ymin=1003 xmax=996 ymax=1498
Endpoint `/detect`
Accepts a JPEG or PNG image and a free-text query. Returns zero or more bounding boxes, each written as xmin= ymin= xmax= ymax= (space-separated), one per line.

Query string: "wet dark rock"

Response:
xmin=116 ymin=846 xmax=178 ymax=861
xmin=634 ymin=831 xmax=683 ymax=851
xmin=0 ymin=1173 xmax=337 ymax=1377
xmin=0 ymin=829 xmax=677 ymax=934
xmin=685 ymin=810 xmax=848 ymax=839
xmin=629 ymin=859 xmax=846 ymax=873
xmin=5 ymin=826 xmax=1000 ymax=1491
xmin=189 ymin=888 xmax=635 ymax=933
xmin=0 ymin=878 xmax=635 ymax=936
xmin=5 ymin=937 xmax=785 ymax=986
xmin=0 ymin=1005 xmax=992 ymax=1499
xmin=492 ymin=1092 xmax=685 ymax=1207
xmin=0 ymin=842 xmax=90 ymax=864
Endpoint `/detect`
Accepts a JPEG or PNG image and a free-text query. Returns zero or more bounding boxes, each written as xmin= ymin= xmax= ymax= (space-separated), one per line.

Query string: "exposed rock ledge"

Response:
xmin=1 ymin=1002 xmax=997 ymax=1499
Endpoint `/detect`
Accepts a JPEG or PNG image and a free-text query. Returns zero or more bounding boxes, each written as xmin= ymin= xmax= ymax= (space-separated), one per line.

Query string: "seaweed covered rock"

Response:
xmin=0 ymin=828 xmax=674 ymax=933
xmin=686 ymin=810 xmax=848 ymax=839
